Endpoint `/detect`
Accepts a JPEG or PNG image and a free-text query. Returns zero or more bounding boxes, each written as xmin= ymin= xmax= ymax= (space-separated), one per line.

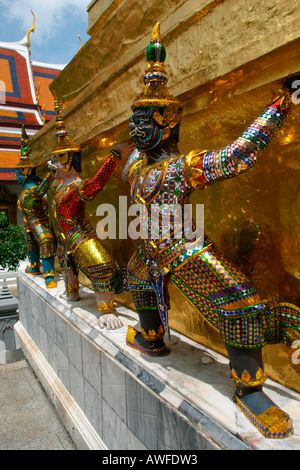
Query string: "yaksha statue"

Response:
xmin=16 ymin=125 xmax=57 ymax=288
xmin=49 ymin=95 xmax=132 ymax=329
xmin=123 ymin=23 xmax=300 ymax=438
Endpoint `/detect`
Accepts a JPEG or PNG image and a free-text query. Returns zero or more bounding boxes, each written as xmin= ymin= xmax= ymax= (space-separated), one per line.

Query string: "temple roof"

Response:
xmin=0 ymin=26 xmax=65 ymax=183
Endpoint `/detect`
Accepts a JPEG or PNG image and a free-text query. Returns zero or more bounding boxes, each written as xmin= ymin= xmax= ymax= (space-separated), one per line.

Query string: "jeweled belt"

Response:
xmin=62 ymin=221 xmax=96 ymax=253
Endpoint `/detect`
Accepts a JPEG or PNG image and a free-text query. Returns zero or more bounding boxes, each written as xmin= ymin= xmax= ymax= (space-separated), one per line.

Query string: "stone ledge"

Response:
xmin=15 ymin=321 xmax=107 ymax=450
xmin=15 ymin=272 xmax=300 ymax=450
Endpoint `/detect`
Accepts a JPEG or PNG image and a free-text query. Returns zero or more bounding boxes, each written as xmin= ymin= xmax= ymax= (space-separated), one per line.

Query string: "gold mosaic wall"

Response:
xmin=32 ymin=0 xmax=300 ymax=392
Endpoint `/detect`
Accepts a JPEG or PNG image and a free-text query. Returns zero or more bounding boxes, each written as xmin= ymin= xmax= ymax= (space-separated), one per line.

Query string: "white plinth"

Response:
xmin=15 ymin=272 xmax=300 ymax=450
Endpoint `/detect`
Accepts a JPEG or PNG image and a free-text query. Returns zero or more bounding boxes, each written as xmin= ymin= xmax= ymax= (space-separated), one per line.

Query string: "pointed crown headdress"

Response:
xmin=16 ymin=125 xmax=37 ymax=173
xmin=51 ymin=93 xmax=81 ymax=156
xmin=132 ymin=22 xmax=182 ymax=131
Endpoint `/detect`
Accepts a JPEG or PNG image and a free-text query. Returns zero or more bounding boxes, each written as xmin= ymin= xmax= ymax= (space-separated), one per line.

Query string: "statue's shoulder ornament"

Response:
xmin=183 ymin=148 xmax=208 ymax=190
xmin=122 ymin=149 xmax=147 ymax=185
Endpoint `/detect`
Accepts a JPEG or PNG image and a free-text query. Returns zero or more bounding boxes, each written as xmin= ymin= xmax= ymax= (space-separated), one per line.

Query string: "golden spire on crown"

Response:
xmin=51 ymin=92 xmax=81 ymax=156
xmin=132 ymin=22 xmax=182 ymax=111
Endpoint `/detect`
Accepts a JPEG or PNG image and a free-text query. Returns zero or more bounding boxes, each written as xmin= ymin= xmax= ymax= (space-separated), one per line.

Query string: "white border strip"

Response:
xmin=0 ymin=127 xmax=37 ymax=136
xmin=31 ymin=60 xmax=65 ymax=71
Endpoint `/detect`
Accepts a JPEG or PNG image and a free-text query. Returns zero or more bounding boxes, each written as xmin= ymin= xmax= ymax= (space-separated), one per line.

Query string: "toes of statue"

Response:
xmin=235 ymin=388 xmax=293 ymax=438
xmin=99 ymin=313 xmax=123 ymax=330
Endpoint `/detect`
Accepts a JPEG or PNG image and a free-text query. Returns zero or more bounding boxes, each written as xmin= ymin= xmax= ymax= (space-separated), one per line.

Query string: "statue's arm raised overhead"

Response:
xmin=183 ymin=80 xmax=298 ymax=190
xmin=33 ymin=171 xmax=55 ymax=199
xmin=77 ymin=141 xmax=136 ymax=201
xmin=76 ymin=150 xmax=120 ymax=202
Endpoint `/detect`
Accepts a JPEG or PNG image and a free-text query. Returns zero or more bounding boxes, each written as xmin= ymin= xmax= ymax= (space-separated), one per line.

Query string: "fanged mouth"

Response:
xmin=129 ymin=128 xmax=147 ymax=139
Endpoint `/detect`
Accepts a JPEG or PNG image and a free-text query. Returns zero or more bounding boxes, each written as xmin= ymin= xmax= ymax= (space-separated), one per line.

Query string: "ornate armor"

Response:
xmin=16 ymin=125 xmax=57 ymax=288
xmin=124 ymin=91 xmax=300 ymax=350
xmin=51 ymin=155 xmax=120 ymax=296
xmin=49 ymin=95 xmax=123 ymax=321
xmin=124 ymin=23 xmax=300 ymax=438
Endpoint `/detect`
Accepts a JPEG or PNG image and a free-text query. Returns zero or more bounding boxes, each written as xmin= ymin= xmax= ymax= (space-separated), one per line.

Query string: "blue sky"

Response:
xmin=0 ymin=0 xmax=90 ymax=66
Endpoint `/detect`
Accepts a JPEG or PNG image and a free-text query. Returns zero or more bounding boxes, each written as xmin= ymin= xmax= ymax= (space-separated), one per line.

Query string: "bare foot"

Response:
xmin=99 ymin=313 xmax=123 ymax=330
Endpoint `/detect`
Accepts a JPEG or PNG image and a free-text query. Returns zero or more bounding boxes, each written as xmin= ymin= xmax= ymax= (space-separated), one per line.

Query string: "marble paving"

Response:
xmin=0 ymin=359 xmax=76 ymax=450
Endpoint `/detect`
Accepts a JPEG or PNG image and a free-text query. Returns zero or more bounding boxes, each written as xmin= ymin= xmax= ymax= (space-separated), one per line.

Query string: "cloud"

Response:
xmin=0 ymin=0 xmax=87 ymax=46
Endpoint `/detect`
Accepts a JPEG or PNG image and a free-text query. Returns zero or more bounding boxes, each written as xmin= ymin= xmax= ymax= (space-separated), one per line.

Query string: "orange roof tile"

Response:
xmin=0 ymin=40 xmax=63 ymax=181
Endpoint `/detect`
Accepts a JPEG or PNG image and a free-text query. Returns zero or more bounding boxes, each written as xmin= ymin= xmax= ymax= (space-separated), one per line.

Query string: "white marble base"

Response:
xmin=15 ymin=272 xmax=300 ymax=450
xmin=0 ymin=347 xmax=24 ymax=365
